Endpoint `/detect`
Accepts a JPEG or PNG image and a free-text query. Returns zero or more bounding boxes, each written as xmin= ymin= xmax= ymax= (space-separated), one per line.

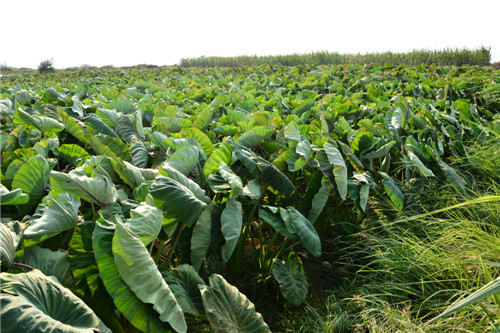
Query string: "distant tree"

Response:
xmin=38 ymin=59 xmax=55 ymax=74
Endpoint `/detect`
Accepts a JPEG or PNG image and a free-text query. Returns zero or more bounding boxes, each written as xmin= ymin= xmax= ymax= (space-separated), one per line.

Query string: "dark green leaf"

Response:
xmin=220 ymin=200 xmax=242 ymax=262
xmin=200 ymin=274 xmax=271 ymax=333
xmin=272 ymin=252 xmax=308 ymax=306
xmin=149 ymin=177 xmax=207 ymax=227
xmin=161 ymin=264 xmax=205 ymax=315
xmin=0 ymin=270 xmax=100 ymax=333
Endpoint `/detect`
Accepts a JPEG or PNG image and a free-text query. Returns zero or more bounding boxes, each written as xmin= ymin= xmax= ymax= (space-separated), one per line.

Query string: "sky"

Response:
xmin=1 ymin=0 xmax=499 ymax=69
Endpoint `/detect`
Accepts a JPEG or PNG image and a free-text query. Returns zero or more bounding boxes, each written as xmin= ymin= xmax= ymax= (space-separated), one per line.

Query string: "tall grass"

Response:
xmin=278 ymin=138 xmax=500 ymax=332
xmin=180 ymin=47 xmax=491 ymax=68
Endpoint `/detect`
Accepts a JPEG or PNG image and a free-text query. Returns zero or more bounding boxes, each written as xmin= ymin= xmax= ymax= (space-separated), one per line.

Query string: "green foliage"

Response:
xmin=38 ymin=59 xmax=55 ymax=74
xmin=1 ymin=62 xmax=499 ymax=332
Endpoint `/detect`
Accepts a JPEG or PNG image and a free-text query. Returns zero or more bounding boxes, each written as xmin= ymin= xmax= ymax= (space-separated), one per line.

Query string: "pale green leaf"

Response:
xmin=113 ymin=220 xmax=186 ymax=333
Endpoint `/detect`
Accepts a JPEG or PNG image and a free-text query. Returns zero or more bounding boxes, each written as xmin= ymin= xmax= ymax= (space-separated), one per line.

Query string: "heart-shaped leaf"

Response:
xmin=24 ymin=192 xmax=81 ymax=245
xmin=200 ymin=274 xmax=271 ymax=333
xmin=50 ymin=169 xmax=116 ymax=206
xmin=149 ymin=177 xmax=207 ymax=227
xmin=0 ymin=270 xmax=100 ymax=332
xmin=272 ymin=252 xmax=308 ymax=306
xmin=161 ymin=264 xmax=205 ymax=315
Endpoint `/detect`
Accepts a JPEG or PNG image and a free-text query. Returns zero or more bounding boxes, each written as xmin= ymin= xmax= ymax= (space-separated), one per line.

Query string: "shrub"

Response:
xmin=38 ymin=59 xmax=55 ymax=74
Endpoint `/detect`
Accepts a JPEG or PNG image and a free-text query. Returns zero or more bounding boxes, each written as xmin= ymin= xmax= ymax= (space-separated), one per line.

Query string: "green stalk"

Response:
xmin=91 ymin=203 xmax=96 ymax=221
xmin=163 ymin=223 xmax=183 ymax=269
xmin=230 ymin=201 xmax=259 ymax=270
xmin=154 ymin=240 xmax=166 ymax=266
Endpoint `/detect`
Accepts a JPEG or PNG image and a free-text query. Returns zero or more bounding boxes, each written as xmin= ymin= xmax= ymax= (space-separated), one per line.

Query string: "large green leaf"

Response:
xmin=149 ymin=177 xmax=207 ymax=227
xmin=283 ymin=207 xmax=321 ymax=257
xmin=57 ymin=144 xmax=91 ymax=167
xmin=190 ymin=204 xmax=214 ymax=271
xmin=115 ymin=116 xmax=141 ymax=142
xmin=339 ymin=142 xmax=364 ymax=172
xmin=93 ymin=223 xmax=172 ymax=332
xmin=33 ymin=137 xmax=59 ymax=158
xmin=307 ymin=180 xmax=330 ymax=224
xmin=12 ymin=155 xmax=51 ymax=212
xmin=203 ymin=141 xmax=233 ymax=180
xmin=193 ymin=107 xmax=213 ymax=131
xmin=0 ymin=98 xmax=14 ymax=119
xmin=123 ymin=203 xmax=163 ymax=246
xmin=182 ymin=127 xmax=214 ymax=156
xmin=18 ymin=247 xmax=73 ymax=286
xmin=161 ymin=264 xmax=205 ymax=315
xmin=363 ymin=141 xmax=396 ymax=159
xmin=0 ymin=184 xmax=29 ymax=205
xmin=110 ymin=158 xmax=145 ymax=190
xmin=13 ymin=109 xmax=64 ymax=135
xmin=112 ymin=220 xmax=187 ymax=333
xmin=262 ymin=164 xmax=297 ymax=199
xmin=284 ymin=121 xmax=301 ymax=143
xmin=220 ymin=199 xmax=242 ymax=262
xmin=24 ymin=192 xmax=81 ymax=244
xmin=84 ymin=114 xmax=119 ymax=139
xmin=285 ymin=146 xmax=309 ymax=172
xmin=199 ymin=274 xmax=271 ymax=333
xmin=60 ymin=111 xmax=88 ymax=143
xmin=50 ymin=169 xmax=116 ymax=206
xmin=150 ymin=131 xmax=170 ymax=151
xmin=242 ymin=179 xmax=261 ymax=201
xmin=259 ymin=206 xmax=295 ymax=238
xmin=404 ymin=150 xmax=435 ymax=177
xmin=0 ymin=224 xmax=16 ymax=267
xmin=88 ymin=134 xmax=132 ymax=162
xmin=219 ymin=162 xmax=243 ymax=199
xmin=96 ymin=109 xmax=121 ymax=128
xmin=379 ymin=172 xmax=404 ymax=210
xmin=159 ymin=166 xmax=210 ymax=204
xmin=228 ymin=139 xmax=261 ymax=178
xmin=324 ymin=143 xmax=348 ymax=200
xmin=164 ymin=146 xmax=199 ymax=176
xmin=130 ymin=140 xmax=149 ymax=168
xmin=153 ymin=117 xmax=192 ymax=132
xmin=237 ymin=126 xmax=274 ymax=148
xmin=213 ymin=125 xmax=240 ymax=136
xmin=96 ymin=108 xmax=121 ymax=128
xmin=104 ymin=100 xmax=135 ymax=114
xmin=0 ymin=270 xmax=100 ymax=333
xmin=351 ymin=132 xmax=376 ymax=156
xmin=272 ymin=252 xmax=308 ymax=306
xmin=437 ymin=159 xmax=466 ymax=194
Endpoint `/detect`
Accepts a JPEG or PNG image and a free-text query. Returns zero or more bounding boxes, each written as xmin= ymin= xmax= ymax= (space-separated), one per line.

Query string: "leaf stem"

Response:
xmin=163 ymin=222 xmax=183 ymax=268
xmin=12 ymin=262 xmax=35 ymax=271
xmin=154 ymin=240 xmax=166 ymax=266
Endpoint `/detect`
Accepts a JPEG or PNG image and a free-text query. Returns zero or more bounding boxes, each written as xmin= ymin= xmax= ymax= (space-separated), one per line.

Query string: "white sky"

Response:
xmin=1 ymin=0 xmax=499 ymax=69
